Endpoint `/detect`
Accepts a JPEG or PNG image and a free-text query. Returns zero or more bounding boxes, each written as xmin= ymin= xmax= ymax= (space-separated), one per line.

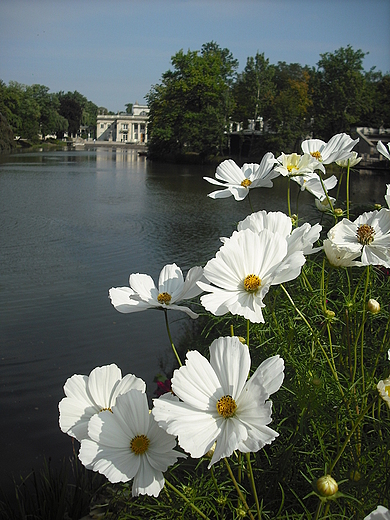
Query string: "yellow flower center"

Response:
xmin=241 ymin=179 xmax=252 ymax=187
xmin=385 ymin=385 xmax=390 ymax=397
xmin=287 ymin=165 xmax=297 ymax=173
xmin=310 ymin=151 xmax=322 ymax=160
xmin=216 ymin=395 xmax=237 ymax=418
xmin=99 ymin=407 xmax=113 ymax=413
xmin=244 ymin=274 xmax=261 ymax=292
xmin=356 ymin=224 xmax=375 ymax=245
xmin=157 ymin=292 xmax=172 ymax=304
xmin=130 ymin=434 xmax=150 ymax=455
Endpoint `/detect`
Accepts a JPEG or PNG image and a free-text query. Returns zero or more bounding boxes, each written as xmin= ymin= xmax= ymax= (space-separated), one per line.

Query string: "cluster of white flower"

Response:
xmin=59 ymin=132 xmax=390 ymax=502
xmin=204 ymin=132 xmax=360 ymax=205
xmin=59 ymin=340 xmax=284 ymax=496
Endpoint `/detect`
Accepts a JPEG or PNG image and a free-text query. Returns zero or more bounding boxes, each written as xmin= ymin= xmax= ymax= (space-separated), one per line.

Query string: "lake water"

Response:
xmin=0 ymin=147 xmax=388 ymax=492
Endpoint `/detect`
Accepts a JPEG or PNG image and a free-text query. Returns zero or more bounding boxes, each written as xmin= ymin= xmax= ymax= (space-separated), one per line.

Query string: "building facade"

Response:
xmin=96 ymin=102 xmax=149 ymax=144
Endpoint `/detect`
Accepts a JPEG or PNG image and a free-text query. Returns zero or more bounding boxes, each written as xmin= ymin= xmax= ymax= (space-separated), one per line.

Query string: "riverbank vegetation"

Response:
xmin=146 ymin=43 xmax=390 ymax=162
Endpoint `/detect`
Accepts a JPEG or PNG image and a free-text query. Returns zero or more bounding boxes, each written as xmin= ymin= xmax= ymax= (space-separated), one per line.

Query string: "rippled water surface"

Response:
xmin=0 ymin=148 xmax=388 ymax=489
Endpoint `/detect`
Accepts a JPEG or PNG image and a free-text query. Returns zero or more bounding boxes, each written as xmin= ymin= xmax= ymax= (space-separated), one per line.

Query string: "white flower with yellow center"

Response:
xmin=236 ymin=210 xmax=322 ymax=256
xmin=327 ymin=208 xmax=390 ymax=267
xmin=152 ymin=336 xmax=284 ymax=467
xmin=273 ymin=152 xmax=317 ymax=178
xmin=109 ymin=263 xmax=204 ymax=319
xmin=59 ymin=364 xmax=146 ymax=441
xmin=377 ymin=141 xmax=390 ymax=161
xmin=336 ymin=151 xmax=362 ymax=168
xmin=301 ymin=133 xmax=359 ymax=173
xmin=198 ymin=228 xmax=305 ymax=323
xmin=79 ymin=389 xmax=186 ymax=496
xmin=204 ymin=153 xmax=279 ymax=201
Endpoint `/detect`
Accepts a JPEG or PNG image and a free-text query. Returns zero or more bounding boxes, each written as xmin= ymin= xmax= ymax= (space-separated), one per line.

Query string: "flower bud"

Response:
xmin=237 ymin=336 xmax=246 ymax=344
xmin=374 ymin=203 xmax=382 ymax=210
xmin=367 ymin=299 xmax=380 ymax=314
xmin=334 ymin=208 xmax=344 ymax=217
xmin=325 ymin=309 xmax=335 ymax=320
xmin=349 ymin=469 xmax=361 ymax=482
xmin=316 ymin=475 xmax=338 ymax=496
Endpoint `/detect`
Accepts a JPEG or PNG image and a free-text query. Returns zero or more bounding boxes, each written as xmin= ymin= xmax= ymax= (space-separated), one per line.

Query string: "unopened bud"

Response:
xmin=367 ymin=299 xmax=380 ymax=314
xmin=374 ymin=204 xmax=382 ymax=210
xmin=349 ymin=469 xmax=361 ymax=482
xmin=325 ymin=309 xmax=335 ymax=320
xmin=237 ymin=336 xmax=246 ymax=344
xmin=316 ymin=475 xmax=338 ymax=497
xmin=334 ymin=208 xmax=343 ymax=217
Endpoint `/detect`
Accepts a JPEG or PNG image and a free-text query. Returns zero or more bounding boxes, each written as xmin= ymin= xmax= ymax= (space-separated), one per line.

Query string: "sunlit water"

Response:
xmin=0 ymin=148 xmax=388 ymax=491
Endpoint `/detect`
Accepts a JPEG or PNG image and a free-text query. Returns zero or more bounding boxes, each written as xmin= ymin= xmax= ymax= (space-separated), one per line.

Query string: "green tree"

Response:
xmin=266 ymin=62 xmax=313 ymax=153
xmin=29 ymin=84 xmax=68 ymax=139
xmin=58 ymin=91 xmax=87 ymax=137
xmin=232 ymin=52 xmax=275 ymax=130
xmin=125 ymin=103 xmax=133 ymax=114
xmin=146 ymin=42 xmax=238 ymax=160
xmin=310 ymin=45 xmax=371 ymax=139
xmin=363 ymin=71 xmax=390 ymax=128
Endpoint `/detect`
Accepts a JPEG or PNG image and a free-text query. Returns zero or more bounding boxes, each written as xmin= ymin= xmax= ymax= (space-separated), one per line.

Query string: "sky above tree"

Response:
xmin=0 ymin=0 xmax=389 ymax=113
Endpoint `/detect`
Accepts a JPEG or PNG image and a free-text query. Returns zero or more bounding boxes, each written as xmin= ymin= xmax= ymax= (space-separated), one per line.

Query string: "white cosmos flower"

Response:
xmin=323 ymin=239 xmax=362 ymax=268
xmin=59 ymin=364 xmax=146 ymax=442
xmin=204 ymin=153 xmax=279 ymax=201
xmin=301 ymin=133 xmax=359 ymax=173
xmin=79 ymin=389 xmax=186 ymax=496
xmin=377 ymin=141 xmax=390 ymax=161
xmin=152 ymin=336 xmax=284 ymax=468
xmin=237 ymin=210 xmax=322 ymax=255
xmin=315 ymin=196 xmax=336 ymax=212
xmin=198 ymin=228 xmax=306 ymax=323
xmin=293 ymin=172 xmax=338 ymax=201
xmin=364 ymin=506 xmax=390 ymax=520
xmin=377 ymin=378 xmax=390 ymax=410
xmin=336 ymin=151 xmax=362 ymax=168
xmin=273 ymin=152 xmax=317 ymax=178
xmin=327 ymin=208 xmax=390 ymax=267
xmin=109 ymin=263 xmax=204 ymax=319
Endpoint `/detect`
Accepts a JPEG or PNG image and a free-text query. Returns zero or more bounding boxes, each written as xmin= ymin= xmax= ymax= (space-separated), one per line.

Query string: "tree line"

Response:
xmin=146 ymin=42 xmax=390 ymax=160
xmin=1 ymin=42 xmax=389 ymax=157
xmin=0 ymin=82 xmax=100 ymax=144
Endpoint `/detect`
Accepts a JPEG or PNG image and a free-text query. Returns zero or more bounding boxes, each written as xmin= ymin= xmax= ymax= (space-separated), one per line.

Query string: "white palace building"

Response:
xmin=96 ymin=102 xmax=149 ymax=144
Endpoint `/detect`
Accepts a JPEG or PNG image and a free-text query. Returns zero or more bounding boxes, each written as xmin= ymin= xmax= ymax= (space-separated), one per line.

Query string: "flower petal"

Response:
xmin=209 ymin=337 xmax=250 ymax=399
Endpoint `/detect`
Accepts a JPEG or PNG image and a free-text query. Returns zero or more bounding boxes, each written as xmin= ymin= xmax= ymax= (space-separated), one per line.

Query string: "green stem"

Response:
xmin=329 ymin=399 xmax=374 ymax=473
xmin=246 ymin=319 xmax=250 ymax=348
xmin=318 ymin=174 xmax=335 ymax=222
xmin=164 ymin=309 xmax=182 ymax=367
xmin=246 ymin=453 xmax=261 ymax=519
xmin=165 ymin=479 xmax=210 ymax=520
xmin=281 ymin=284 xmax=345 ymax=398
xmin=336 ymin=169 xmax=344 ymax=202
xmin=224 ymin=458 xmax=256 ymax=520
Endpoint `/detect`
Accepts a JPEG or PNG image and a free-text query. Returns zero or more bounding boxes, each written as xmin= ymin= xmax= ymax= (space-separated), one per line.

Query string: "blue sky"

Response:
xmin=1 ymin=0 xmax=389 ymax=112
